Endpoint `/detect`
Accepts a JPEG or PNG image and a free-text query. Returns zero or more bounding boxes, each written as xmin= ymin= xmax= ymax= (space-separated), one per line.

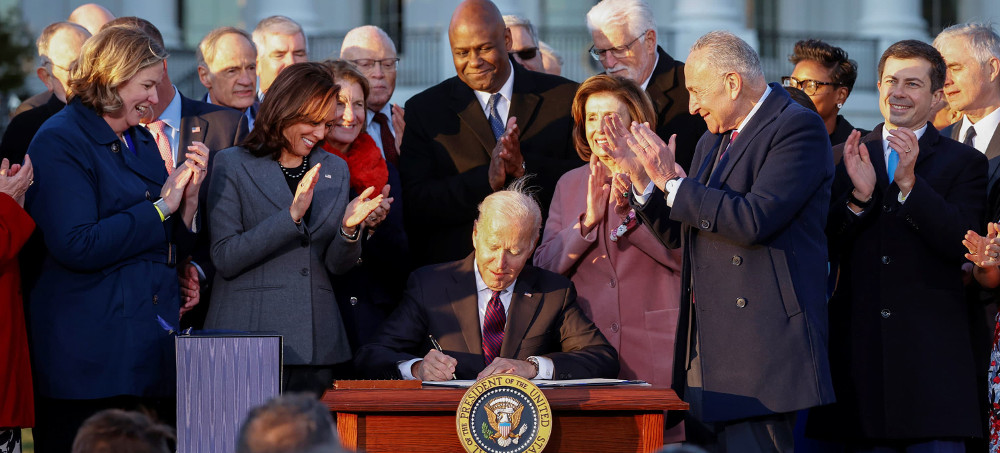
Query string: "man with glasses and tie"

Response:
xmin=341 ymin=25 xmax=404 ymax=164
xmin=586 ymin=0 xmax=706 ymax=173
xmin=398 ymin=0 xmax=579 ymax=267
xmin=810 ymin=40 xmax=987 ymax=450
xmin=355 ymin=181 xmax=618 ymax=381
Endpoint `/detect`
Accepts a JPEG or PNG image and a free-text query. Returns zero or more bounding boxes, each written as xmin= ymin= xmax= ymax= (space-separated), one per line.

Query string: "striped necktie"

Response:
xmin=482 ymin=290 xmax=505 ymax=365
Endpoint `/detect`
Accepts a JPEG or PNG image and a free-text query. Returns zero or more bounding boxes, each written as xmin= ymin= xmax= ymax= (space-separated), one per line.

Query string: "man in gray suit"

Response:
xmin=934 ymin=23 xmax=1000 ymax=192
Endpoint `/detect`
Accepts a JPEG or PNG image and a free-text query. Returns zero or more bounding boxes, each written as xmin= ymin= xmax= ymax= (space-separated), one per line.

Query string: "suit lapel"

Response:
xmin=696 ymin=134 xmax=724 ymax=185
xmin=863 ymin=126 xmax=890 ymax=191
xmin=452 ymin=81 xmax=496 ymax=158
xmin=509 ymin=60 xmax=540 ymax=136
xmin=715 ymin=84 xmax=788 ymax=185
xmin=123 ymin=128 xmax=168 ymax=184
xmin=645 ymin=47 xmax=679 ymax=120
xmin=305 ymin=150 xmax=344 ymax=235
xmin=449 ymin=256 xmax=484 ymax=356
xmin=500 ymin=267 xmax=541 ymax=359
xmin=242 ymin=153 xmax=293 ymax=210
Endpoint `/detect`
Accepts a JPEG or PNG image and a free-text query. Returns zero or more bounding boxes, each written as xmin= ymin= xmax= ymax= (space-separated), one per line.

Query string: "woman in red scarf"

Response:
xmin=322 ymin=60 xmax=409 ymax=368
xmin=0 ymin=156 xmax=34 ymax=452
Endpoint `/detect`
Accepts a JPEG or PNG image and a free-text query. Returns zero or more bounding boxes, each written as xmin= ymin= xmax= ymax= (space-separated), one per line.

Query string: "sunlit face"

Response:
xmin=590 ymin=23 xmax=656 ymax=83
xmin=282 ymin=104 xmax=335 ymax=159
xmin=326 ymin=80 xmax=366 ymax=150
xmin=790 ymin=59 xmax=847 ymax=124
xmin=937 ymin=36 xmax=999 ymax=115
xmin=878 ymin=56 xmax=941 ymax=130
xmin=450 ymin=19 xmax=511 ymax=93
xmin=685 ymin=51 xmax=739 ymax=134
xmin=585 ymin=92 xmax=632 ymax=166
xmin=257 ymin=32 xmax=308 ymax=94
xmin=106 ymin=63 xmax=163 ymax=133
xmin=44 ymin=28 xmax=87 ymax=103
xmin=473 ymin=215 xmax=535 ymax=292
xmin=509 ymin=25 xmax=543 ymax=72
xmin=342 ymin=38 xmax=397 ymax=112
xmin=202 ymin=33 xmax=258 ymax=110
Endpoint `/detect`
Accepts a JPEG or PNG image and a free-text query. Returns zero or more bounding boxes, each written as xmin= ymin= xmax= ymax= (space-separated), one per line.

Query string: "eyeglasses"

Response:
xmin=512 ymin=47 xmax=538 ymax=61
xmin=589 ymin=35 xmax=642 ymax=61
xmin=349 ymin=58 xmax=400 ymax=72
xmin=781 ymin=76 xmax=841 ymax=96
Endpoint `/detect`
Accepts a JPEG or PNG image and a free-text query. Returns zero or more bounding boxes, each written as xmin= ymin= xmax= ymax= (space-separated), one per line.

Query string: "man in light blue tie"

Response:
xmin=812 ymin=39 xmax=988 ymax=450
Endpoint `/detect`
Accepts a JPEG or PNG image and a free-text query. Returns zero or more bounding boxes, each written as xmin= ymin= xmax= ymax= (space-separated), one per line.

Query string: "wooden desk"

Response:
xmin=322 ymin=385 xmax=688 ymax=452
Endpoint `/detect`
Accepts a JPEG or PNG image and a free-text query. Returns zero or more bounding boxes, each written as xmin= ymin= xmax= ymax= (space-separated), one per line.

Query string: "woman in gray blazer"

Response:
xmin=205 ymin=62 xmax=385 ymax=396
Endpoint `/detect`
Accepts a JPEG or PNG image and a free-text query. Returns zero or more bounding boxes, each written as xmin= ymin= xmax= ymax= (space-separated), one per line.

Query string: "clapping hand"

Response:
xmin=178 ymin=261 xmax=200 ymax=318
xmin=0 ymin=156 xmax=33 ymax=207
xmin=842 ymin=129 xmax=876 ymax=211
xmin=964 ymin=223 xmax=1000 ymax=268
xmin=627 ymin=122 xmax=677 ymax=190
xmin=611 ymin=172 xmax=632 ymax=219
xmin=290 ymin=163 xmax=322 ymax=224
xmin=391 ymin=104 xmax=405 ymax=156
xmin=363 ymin=184 xmax=394 ymax=229
xmin=488 ymin=117 xmax=523 ymax=190
xmin=343 ymin=186 xmax=385 ymax=235
xmin=581 ymin=154 xmax=610 ymax=236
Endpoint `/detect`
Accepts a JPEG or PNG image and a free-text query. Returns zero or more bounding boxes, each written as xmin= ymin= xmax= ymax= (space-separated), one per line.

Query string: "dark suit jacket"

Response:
xmin=0 ymin=93 xmax=65 ymax=164
xmin=399 ymin=58 xmax=579 ymax=267
xmin=811 ymin=124 xmax=986 ymax=440
xmin=355 ymin=256 xmax=619 ymax=380
xmin=173 ymin=93 xmax=249 ymax=329
xmin=644 ymin=46 xmax=708 ymax=174
xmin=942 ymin=119 xmax=1000 ymax=197
xmin=25 ymin=99 xmax=195 ymax=399
xmin=12 ymin=91 xmax=50 ymax=117
xmin=634 ymin=84 xmax=836 ymax=423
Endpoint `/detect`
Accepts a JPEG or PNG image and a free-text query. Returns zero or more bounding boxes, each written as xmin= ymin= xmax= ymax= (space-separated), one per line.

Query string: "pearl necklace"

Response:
xmin=279 ymin=154 xmax=309 ymax=178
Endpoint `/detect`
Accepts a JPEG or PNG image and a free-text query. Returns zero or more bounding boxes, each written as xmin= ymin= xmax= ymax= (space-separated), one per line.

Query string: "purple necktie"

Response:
xmin=482 ymin=290 xmax=505 ymax=365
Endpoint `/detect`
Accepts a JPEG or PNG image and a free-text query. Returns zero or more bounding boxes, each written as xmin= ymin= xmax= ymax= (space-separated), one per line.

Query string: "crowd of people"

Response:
xmin=2 ymin=0 xmax=1000 ymax=451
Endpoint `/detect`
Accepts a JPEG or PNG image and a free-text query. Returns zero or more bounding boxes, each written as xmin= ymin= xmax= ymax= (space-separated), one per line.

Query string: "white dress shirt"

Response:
xmin=398 ymin=258 xmax=554 ymax=380
xmin=472 ymin=61 xmax=515 ymax=126
xmin=957 ymin=107 xmax=1000 ymax=154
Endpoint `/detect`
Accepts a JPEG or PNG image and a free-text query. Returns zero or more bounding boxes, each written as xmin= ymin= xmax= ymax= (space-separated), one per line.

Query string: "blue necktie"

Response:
xmin=887 ymin=148 xmax=899 ymax=183
xmin=487 ymin=93 xmax=505 ymax=140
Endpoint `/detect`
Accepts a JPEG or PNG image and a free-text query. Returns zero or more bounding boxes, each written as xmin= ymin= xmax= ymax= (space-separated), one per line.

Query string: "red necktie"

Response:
xmin=720 ymin=130 xmax=738 ymax=161
xmin=482 ymin=290 xmax=506 ymax=365
xmin=146 ymin=120 xmax=174 ymax=174
xmin=372 ymin=112 xmax=399 ymax=168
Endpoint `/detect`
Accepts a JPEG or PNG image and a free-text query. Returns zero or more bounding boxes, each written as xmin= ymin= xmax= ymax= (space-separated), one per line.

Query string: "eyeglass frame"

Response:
xmin=348 ymin=58 xmax=400 ymax=72
xmin=781 ymin=76 xmax=843 ymax=96
xmin=589 ymin=35 xmax=644 ymax=61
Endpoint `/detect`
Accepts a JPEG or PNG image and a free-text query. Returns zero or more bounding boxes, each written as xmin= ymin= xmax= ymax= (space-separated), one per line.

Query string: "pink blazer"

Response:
xmin=534 ymin=164 xmax=684 ymax=387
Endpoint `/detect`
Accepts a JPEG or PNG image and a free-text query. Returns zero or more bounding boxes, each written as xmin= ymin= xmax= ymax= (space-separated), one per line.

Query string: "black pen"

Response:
xmin=429 ymin=334 xmax=457 ymax=380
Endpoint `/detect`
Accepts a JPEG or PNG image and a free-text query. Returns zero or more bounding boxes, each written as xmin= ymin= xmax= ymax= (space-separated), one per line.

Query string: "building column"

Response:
xmin=123 ymin=2 xmax=181 ymax=48
xmin=857 ymin=0 xmax=929 ymax=53
xmin=671 ymin=0 xmax=757 ymax=60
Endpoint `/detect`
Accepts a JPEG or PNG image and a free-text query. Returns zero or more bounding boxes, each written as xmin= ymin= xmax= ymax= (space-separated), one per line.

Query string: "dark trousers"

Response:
xmin=32 ymin=395 xmax=174 ymax=453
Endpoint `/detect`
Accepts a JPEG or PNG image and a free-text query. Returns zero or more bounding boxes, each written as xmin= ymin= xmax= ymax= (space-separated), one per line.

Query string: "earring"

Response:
xmin=836 ymin=103 xmax=843 ymax=109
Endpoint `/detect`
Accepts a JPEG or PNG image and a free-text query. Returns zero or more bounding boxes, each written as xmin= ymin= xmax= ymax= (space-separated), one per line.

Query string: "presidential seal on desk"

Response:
xmin=456 ymin=374 xmax=552 ymax=452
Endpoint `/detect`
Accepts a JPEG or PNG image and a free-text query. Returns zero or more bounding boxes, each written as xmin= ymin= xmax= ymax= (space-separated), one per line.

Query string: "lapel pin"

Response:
xmin=324 ymin=174 xmax=332 ymax=179
xmin=524 ymin=293 xmax=532 ymax=298
xmin=190 ymin=126 xmax=201 ymax=133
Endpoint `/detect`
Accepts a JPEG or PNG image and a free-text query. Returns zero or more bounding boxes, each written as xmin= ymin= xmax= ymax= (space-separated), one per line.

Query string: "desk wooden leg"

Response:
xmin=637 ymin=413 xmax=664 ymax=452
xmin=336 ymin=413 xmax=359 ymax=451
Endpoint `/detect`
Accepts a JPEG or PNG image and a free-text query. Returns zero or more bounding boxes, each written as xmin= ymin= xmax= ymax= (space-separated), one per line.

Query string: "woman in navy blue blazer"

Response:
xmin=24 ymin=26 xmax=208 ymax=451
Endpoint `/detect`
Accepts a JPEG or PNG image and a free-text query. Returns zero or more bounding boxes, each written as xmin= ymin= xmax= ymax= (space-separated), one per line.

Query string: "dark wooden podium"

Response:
xmin=322 ymin=384 xmax=687 ymax=452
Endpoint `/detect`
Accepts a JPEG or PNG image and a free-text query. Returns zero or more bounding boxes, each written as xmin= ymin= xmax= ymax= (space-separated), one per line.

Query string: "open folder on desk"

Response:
xmin=421 ymin=378 xmax=649 ymax=388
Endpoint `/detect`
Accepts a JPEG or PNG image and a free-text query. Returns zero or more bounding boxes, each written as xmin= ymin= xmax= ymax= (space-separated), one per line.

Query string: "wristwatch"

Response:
xmin=527 ymin=356 xmax=540 ymax=378
xmin=848 ymin=191 xmax=873 ymax=210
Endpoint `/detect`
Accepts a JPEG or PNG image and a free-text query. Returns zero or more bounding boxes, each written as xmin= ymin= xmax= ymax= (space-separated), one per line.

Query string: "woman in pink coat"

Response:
xmin=533 ymin=75 xmax=684 ymax=440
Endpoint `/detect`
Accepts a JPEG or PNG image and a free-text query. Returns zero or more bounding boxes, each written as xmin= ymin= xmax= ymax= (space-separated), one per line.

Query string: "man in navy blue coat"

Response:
xmin=629 ymin=31 xmax=835 ymax=450
xmin=809 ymin=40 xmax=987 ymax=449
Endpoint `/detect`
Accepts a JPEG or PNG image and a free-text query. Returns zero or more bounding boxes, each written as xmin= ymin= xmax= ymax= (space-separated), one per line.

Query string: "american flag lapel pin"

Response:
xmin=524 ymin=293 xmax=532 ymax=298
xmin=190 ymin=126 xmax=201 ymax=133
xmin=324 ymin=174 xmax=332 ymax=179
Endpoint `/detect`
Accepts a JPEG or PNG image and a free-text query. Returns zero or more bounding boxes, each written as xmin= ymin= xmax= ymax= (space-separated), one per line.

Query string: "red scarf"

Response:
xmin=321 ymin=132 xmax=388 ymax=194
